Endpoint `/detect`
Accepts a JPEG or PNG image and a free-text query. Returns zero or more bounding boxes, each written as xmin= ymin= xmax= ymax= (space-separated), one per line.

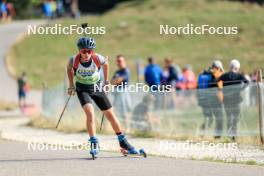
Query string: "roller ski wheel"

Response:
xmin=89 ymin=137 xmax=99 ymax=160
xmin=120 ymin=148 xmax=147 ymax=158
xmin=120 ymin=148 xmax=129 ymax=156
xmin=139 ymin=148 xmax=147 ymax=158
xmin=90 ymin=150 xmax=97 ymax=160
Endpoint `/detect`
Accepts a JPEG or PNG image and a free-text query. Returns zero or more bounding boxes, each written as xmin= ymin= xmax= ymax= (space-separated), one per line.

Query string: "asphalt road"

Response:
xmin=0 ymin=139 xmax=263 ymax=176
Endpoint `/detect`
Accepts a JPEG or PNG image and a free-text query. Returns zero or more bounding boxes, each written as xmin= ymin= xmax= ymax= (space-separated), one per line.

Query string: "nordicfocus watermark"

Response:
xmin=27 ymin=24 xmax=106 ymax=35
xmin=27 ymin=140 xmax=238 ymax=152
xmin=94 ymin=82 xmax=172 ymax=93
xmin=27 ymin=141 xmax=113 ymax=151
xmin=160 ymin=24 xmax=238 ymax=35
xmin=159 ymin=140 xmax=238 ymax=151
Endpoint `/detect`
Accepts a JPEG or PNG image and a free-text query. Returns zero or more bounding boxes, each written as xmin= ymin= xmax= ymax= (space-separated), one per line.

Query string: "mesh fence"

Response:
xmin=260 ymin=82 xmax=264 ymax=141
xmin=42 ymin=82 xmax=263 ymax=139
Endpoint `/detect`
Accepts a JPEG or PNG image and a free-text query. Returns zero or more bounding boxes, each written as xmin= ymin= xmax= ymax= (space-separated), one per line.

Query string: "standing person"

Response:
xmin=181 ymin=64 xmax=197 ymax=90
xmin=162 ymin=57 xmax=178 ymax=86
xmin=144 ymin=57 xmax=163 ymax=88
xmin=17 ymin=72 xmax=27 ymax=109
xmin=71 ymin=0 xmax=80 ymax=18
xmin=6 ymin=1 xmax=15 ymax=20
xmin=56 ymin=0 xmax=64 ymax=17
xmin=218 ymin=59 xmax=249 ymax=140
xmin=0 ymin=0 xmax=7 ymax=21
xmin=43 ymin=0 xmax=52 ymax=18
xmin=144 ymin=57 xmax=163 ymax=109
xmin=66 ymin=37 xmax=139 ymax=156
xmin=50 ymin=0 xmax=57 ymax=18
xmin=111 ymin=55 xmax=131 ymax=131
xmin=197 ymin=60 xmax=224 ymax=138
xmin=63 ymin=0 xmax=72 ymax=15
xmin=174 ymin=65 xmax=185 ymax=90
xmin=162 ymin=57 xmax=178 ymax=109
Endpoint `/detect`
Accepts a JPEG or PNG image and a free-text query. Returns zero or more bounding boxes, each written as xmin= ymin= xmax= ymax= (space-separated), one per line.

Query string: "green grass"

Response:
xmin=27 ymin=115 xmax=87 ymax=133
xmin=201 ymin=157 xmax=263 ymax=166
xmin=9 ymin=0 xmax=264 ymax=88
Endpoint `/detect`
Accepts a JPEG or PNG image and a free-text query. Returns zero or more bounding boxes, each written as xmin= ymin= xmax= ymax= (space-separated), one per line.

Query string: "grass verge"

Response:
xmin=0 ymin=101 xmax=17 ymax=111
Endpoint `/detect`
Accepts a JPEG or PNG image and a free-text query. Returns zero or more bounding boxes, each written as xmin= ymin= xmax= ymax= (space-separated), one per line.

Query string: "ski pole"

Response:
xmin=99 ymin=114 xmax=105 ymax=132
xmin=99 ymin=82 xmax=109 ymax=132
xmin=56 ymin=95 xmax=72 ymax=128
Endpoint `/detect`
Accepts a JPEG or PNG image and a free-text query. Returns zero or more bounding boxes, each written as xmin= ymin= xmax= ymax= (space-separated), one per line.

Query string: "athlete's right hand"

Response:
xmin=67 ymin=87 xmax=75 ymax=96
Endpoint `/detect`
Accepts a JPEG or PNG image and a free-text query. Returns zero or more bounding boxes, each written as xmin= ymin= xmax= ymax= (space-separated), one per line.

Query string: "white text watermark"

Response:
xmin=28 ymin=24 xmax=106 ymax=35
xmin=159 ymin=140 xmax=238 ymax=151
xmin=160 ymin=24 xmax=238 ymax=35
xmin=94 ymin=82 xmax=172 ymax=93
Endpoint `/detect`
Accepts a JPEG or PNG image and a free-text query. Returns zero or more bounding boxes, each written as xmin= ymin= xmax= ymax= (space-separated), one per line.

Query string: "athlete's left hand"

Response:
xmin=67 ymin=87 xmax=76 ymax=96
xmin=104 ymin=80 xmax=110 ymax=92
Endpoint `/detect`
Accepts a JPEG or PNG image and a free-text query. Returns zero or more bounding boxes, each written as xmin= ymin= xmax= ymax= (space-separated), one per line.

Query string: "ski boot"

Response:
xmin=89 ymin=136 xmax=99 ymax=160
xmin=118 ymin=134 xmax=147 ymax=158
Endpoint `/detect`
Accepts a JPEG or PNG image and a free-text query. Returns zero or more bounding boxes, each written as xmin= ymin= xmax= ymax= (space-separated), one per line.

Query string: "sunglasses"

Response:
xmin=80 ymin=49 xmax=93 ymax=54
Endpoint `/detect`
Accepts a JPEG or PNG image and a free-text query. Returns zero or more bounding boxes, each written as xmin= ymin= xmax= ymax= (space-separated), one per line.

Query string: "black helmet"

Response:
xmin=77 ymin=37 xmax=96 ymax=49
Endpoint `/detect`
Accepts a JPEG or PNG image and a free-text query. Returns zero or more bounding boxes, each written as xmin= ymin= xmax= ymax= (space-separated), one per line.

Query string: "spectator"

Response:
xmin=62 ymin=0 xmax=79 ymax=18
xmin=144 ymin=57 xmax=163 ymax=89
xmin=71 ymin=0 xmax=80 ymax=18
xmin=56 ymin=0 xmax=64 ymax=17
xmin=144 ymin=57 xmax=163 ymax=109
xmin=173 ymin=65 xmax=185 ymax=90
xmin=218 ymin=59 xmax=249 ymax=140
xmin=50 ymin=0 xmax=57 ymax=18
xmin=0 ymin=0 xmax=7 ymax=22
xmin=162 ymin=57 xmax=178 ymax=86
xmin=17 ymin=72 xmax=28 ymax=110
xmin=111 ymin=55 xmax=131 ymax=131
xmin=181 ymin=64 xmax=197 ymax=90
xmin=197 ymin=60 xmax=224 ymax=138
xmin=162 ymin=57 xmax=178 ymax=108
xmin=63 ymin=0 xmax=72 ymax=16
xmin=131 ymin=94 xmax=159 ymax=132
xmin=6 ymin=1 xmax=15 ymax=20
xmin=250 ymin=69 xmax=258 ymax=83
xmin=43 ymin=0 xmax=52 ymax=18
xmin=111 ymin=55 xmax=130 ymax=87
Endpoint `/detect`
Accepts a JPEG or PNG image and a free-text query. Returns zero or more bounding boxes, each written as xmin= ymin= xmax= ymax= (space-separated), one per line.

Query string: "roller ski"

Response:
xmin=89 ymin=137 xmax=99 ymax=160
xmin=118 ymin=134 xmax=147 ymax=158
